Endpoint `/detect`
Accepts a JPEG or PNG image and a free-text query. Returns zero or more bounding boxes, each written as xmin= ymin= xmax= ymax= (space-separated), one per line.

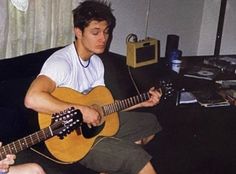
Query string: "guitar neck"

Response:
xmin=0 ymin=126 xmax=53 ymax=160
xmin=102 ymin=92 xmax=150 ymax=115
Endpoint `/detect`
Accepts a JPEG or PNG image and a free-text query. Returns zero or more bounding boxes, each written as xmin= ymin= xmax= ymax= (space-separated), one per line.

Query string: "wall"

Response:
xmin=221 ymin=0 xmax=236 ymax=55
xmin=110 ymin=0 xmax=236 ymax=56
xmin=110 ymin=0 xmax=205 ymax=56
xmin=0 ymin=0 xmax=235 ymax=57
xmin=197 ymin=0 xmax=236 ymax=56
xmin=0 ymin=0 xmax=7 ymax=58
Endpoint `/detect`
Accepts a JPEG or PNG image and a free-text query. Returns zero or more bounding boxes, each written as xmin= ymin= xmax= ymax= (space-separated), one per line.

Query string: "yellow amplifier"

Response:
xmin=126 ymin=37 xmax=158 ymax=68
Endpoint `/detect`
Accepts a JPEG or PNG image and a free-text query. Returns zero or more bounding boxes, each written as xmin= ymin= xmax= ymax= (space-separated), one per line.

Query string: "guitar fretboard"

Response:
xmin=0 ymin=126 xmax=53 ymax=160
xmin=102 ymin=92 xmax=150 ymax=115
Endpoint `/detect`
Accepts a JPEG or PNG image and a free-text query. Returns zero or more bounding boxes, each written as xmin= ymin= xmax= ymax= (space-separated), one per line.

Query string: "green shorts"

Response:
xmin=79 ymin=111 xmax=162 ymax=174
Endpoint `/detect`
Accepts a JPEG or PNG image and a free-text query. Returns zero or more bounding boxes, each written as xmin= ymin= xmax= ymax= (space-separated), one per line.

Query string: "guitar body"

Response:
xmin=38 ymin=86 xmax=119 ymax=163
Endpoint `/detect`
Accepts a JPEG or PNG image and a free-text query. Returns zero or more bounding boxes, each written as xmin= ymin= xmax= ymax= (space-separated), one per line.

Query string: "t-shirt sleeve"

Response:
xmin=39 ymin=57 xmax=70 ymax=87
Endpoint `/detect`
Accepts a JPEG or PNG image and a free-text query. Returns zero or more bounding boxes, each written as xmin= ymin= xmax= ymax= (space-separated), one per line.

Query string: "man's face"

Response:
xmin=78 ymin=20 xmax=110 ymax=55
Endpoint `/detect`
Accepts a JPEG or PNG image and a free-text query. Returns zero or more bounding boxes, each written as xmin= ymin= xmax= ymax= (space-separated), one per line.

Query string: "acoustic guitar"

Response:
xmin=0 ymin=108 xmax=82 ymax=161
xmin=38 ymin=82 xmax=174 ymax=163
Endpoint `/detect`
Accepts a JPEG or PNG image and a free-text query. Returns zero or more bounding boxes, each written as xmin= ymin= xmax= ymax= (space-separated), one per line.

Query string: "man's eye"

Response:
xmin=92 ymin=32 xmax=99 ymax=35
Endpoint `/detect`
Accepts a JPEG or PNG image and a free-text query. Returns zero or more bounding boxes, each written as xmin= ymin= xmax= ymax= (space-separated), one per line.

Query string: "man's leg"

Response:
xmin=139 ymin=161 xmax=157 ymax=174
xmin=9 ymin=163 xmax=45 ymax=174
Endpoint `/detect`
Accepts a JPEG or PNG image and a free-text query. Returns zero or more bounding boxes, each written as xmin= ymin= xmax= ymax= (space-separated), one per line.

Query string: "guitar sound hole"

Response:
xmin=81 ymin=122 xmax=105 ymax=138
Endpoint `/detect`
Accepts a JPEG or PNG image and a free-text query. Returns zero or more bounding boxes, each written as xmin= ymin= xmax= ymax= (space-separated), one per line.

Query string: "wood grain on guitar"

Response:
xmin=38 ymin=84 xmax=174 ymax=163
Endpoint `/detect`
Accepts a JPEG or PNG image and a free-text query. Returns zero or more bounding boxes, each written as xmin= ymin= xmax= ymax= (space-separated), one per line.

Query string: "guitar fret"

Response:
xmin=114 ymin=102 xmax=118 ymax=111
xmin=129 ymin=97 xmax=133 ymax=107
xmin=107 ymin=104 xmax=112 ymax=115
xmin=10 ymin=145 xmax=16 ymax=154
xmin=113 ymin=103 xmax=117 ymax=112
xmin=3 ymin=146 xmax=7 ymax=156
xmin=39 ymin=131 xmax=44 ymax=141
xmin=14 ymin=141 xmax=21 ymax=152
xmin=130 ymin=97 xmax=133 ymax=106
xmin=6 ymin=144 xmax=12 ymax=154
xmin=109 ymin=104 xmax=113 ymax=114
xmin=43 ymin=128 xmax=52 ymax=139
xmin=29 ymin=134 xmax=34 ymax=146
xmin=117 ymin=101 xmax=122 ymax=111
xmin=13 ymin=142 xmax=17 ymax=152
xmin=131 ymin=97 xmax=135 ymax=106
xmin=18 ymin=139 xmax=23 ymax=150
xmin=132 ymin=96 xmax=137 ymax=105
xmin=103 ymin=105 xmax=107 ymax=115
xmin=36 ymin=132 xmax=40 ymax=142
xmin=116 ymin=102 xmax=120 ymax=111
xmin=112 ymin=104 xmax=116 ymax=112
xmin=23 ymin=137 xmax=29 ymax=148
xmin=121 ymin=100 xmax=125 ymax=110
xmin=20 ymin=138 xmax=27 ymax=149
xmin=107 ymin=104 xmax=111 ymax=115
xmin=107 ymin=104 xmax=111 ymax=114
xmin=106 ymin=105 xmax=110 ymax=115
xmin=42 ymin=129 xmax=47 ymax=139
xmin=125 ymin=99 xmax=128 ymax=108
xmin=127 ymin=98 xmax=130 ymax=108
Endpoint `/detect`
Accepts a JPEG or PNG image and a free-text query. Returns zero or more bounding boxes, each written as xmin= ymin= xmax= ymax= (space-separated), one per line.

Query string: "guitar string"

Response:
xmin=3 ymin=121 xmax=64 ymax=154
xmin=3 ymin=129 xmax=50 ymax=154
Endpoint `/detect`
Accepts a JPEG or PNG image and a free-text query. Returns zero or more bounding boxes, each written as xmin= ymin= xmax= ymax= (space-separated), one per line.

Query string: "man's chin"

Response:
xmin=94 ymin=48 xmax=106 ymax=54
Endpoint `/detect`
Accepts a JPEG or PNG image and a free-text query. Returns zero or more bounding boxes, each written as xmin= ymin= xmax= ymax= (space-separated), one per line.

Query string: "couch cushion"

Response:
xmin=0 ymin=77 xmax=38 ymax=143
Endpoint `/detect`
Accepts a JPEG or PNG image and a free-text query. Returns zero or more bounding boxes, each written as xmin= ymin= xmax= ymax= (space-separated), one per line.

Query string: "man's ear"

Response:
xmin=74 ymin=28 xmax=82 ymax=39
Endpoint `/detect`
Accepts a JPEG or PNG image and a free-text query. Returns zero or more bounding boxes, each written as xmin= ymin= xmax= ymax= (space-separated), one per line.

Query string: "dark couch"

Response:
xmin=0 ymin=47 xmax=175 ymax=174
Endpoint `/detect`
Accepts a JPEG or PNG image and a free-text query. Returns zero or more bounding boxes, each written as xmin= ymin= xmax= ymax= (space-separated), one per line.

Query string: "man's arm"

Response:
xmin=24 ymin=75 xmax=102 ymax=126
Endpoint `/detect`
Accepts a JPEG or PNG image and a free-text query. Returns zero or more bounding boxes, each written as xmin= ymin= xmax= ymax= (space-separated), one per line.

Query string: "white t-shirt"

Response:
xmin=39 ymin=43 xmax=105 ymax=94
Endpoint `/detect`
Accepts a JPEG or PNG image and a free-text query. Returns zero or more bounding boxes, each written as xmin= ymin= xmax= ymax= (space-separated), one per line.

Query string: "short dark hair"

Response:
xmin=72 ymin=0 xmax=116 ymax=32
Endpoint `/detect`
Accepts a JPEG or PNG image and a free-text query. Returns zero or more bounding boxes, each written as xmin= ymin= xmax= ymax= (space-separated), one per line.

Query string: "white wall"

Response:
xmin=110 ymin=0 xmax=205 ymax=56
xmin=197 ymin=0 xmax=220 ymax=55
xmin=0 ymin=0 xmax=7 ymax=58
xmin=110 ymin=0 xmax=236 ymax=57
xmin=221 ymin=0 xmax=236 ymax=55
xmin=197 ymin=0 xmax=236 ymax=56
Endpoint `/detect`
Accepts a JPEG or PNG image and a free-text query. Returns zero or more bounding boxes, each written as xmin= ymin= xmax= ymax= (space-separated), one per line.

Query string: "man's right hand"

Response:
xmin=79 ymin=105 xmax=103 ymax=127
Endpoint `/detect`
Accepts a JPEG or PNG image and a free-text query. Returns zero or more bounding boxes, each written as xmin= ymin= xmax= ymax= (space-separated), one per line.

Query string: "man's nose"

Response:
xmin=99 ymin=33 xmax=107 ymax=42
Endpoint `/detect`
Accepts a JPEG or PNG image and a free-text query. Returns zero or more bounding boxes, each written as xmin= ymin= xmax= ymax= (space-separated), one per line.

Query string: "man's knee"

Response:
xmin=28 ymin=163 xmax=45 ymax=174
xmin=135 ymin=134 xmax=155 ymax=145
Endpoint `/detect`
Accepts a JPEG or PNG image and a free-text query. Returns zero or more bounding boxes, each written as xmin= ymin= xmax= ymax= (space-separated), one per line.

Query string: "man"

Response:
xmin=24 ymin=0 xmax=162 ymax=173
xmin=0 ymin=142 xmax=45 ymax=174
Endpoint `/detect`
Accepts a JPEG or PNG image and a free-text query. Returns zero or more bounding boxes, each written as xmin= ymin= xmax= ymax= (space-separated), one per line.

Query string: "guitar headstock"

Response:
xmin=51 ymin=107 xmax=83 ymax=139
xmin=158 ymin=79 xmax=175 ymax=100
